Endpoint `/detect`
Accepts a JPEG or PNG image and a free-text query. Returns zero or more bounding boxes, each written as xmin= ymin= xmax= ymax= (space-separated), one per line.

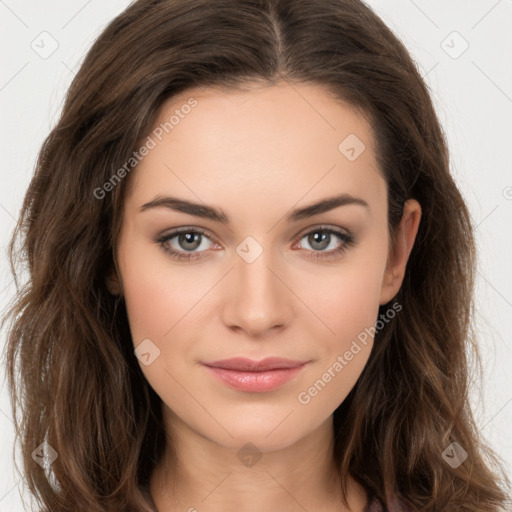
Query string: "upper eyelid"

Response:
xmin=161 ymin=226 xmax=217 ymax=243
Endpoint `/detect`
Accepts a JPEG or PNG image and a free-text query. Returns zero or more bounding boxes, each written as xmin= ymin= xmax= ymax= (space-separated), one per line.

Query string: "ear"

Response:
xmin=379 ymin=199 xmax=422 ymax=305
xmin=105 ymin=261 xmax=122 ymax=296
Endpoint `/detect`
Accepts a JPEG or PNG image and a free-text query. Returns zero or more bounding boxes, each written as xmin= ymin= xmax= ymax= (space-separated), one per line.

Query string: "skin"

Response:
xmin=108 ymin=81 xmax=421 ymax=512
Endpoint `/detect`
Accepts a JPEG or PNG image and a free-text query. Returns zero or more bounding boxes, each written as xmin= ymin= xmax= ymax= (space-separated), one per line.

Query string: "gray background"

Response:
xmin=1 ymin=0 xmax=511 ymax=509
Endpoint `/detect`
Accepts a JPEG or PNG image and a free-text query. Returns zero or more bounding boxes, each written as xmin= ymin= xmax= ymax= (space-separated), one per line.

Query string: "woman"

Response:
xmin=2 ymin=0 xmax=510 ymax=511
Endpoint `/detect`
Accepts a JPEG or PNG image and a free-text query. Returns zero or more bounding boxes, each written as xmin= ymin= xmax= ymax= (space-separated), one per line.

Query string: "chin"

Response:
xmin=193 ymin=414 xmax=312 ymax=452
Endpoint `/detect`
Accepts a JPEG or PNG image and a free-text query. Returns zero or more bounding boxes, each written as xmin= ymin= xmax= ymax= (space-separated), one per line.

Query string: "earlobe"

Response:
xmin=105 ymin=263 xmax=121 ymax=296
xmin=379 ymin=199 xmax=422 ymax=305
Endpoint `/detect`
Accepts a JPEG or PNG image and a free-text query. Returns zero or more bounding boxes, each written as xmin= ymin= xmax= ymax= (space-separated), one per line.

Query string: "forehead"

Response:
xmin=123 ymin=81 xmax=385 ymax=218
xmin=151 ymin=80 xmax=374 ymax=150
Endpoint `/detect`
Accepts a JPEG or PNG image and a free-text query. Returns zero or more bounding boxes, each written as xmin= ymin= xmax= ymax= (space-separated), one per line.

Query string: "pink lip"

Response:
xmin=202 ymin=357 xmax=308 ymax=392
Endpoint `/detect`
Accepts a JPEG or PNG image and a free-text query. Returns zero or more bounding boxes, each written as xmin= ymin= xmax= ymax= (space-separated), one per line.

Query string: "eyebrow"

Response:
xmin=140 ymin=193 xmax=369 ymax=223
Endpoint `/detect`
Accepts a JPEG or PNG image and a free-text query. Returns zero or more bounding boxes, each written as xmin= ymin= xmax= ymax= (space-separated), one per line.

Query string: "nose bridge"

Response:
xmin=237 ymin=238 xmax=275 ymax=298
xmin=221 ymin=235 xmax=291 ymax=335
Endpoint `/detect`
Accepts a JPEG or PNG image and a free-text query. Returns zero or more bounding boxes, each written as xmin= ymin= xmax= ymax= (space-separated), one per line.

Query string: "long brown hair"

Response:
xmin=2 ymin=0 xmax=510 ymax=510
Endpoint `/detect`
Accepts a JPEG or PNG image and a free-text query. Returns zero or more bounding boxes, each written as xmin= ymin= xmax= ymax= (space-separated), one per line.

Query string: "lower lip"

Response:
xmin=203 ymin=364 xmax=307 ymax=392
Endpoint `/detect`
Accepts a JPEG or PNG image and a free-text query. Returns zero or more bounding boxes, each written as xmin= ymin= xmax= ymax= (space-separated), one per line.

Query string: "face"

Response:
xmin=110 ymin=81 xmax=416 ymax=452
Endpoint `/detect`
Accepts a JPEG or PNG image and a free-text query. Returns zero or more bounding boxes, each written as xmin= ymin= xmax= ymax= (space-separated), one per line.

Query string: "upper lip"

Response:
xmin=203 ymin=357 xmax=308 ymax=372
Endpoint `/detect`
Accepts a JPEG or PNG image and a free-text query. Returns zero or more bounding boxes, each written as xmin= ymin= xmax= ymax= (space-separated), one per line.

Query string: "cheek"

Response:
xmin=334 ymin=267 xmax=383 ymax=336
xmin=121 ymin=269 xmax=176 ymax=344
xmin=293 ymin=268 xmax=387 ymax=423
xmin=119 ymin=245 xmax=209 ymax=401
xmin=119 ymin=235 xmax=209 ymax=343
xmin=306 ymin=253 xmax=387 ymax=347
xmin=297 ymin=240 xmax=388 ymax=400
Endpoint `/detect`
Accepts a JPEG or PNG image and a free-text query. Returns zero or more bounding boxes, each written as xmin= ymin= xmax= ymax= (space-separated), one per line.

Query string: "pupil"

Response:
xmin=310 ymin=231 xmax=329 ymax=250
xmin=180 ymin=232 xmax=201 ymax=250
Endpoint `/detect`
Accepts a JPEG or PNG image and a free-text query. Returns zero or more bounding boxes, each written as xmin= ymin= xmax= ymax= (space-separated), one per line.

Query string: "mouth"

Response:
xmin=202 ymin=357 xmax=309 ymax=392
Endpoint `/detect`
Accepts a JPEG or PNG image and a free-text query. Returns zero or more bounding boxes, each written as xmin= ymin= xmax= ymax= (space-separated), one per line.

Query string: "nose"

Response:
xmin=220 ymin=242 xmax=292 ymax=338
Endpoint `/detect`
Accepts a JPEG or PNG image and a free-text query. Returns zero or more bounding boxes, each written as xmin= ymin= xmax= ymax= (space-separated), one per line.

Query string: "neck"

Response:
xmin=149 ymin=406 xmax=368 ymax=512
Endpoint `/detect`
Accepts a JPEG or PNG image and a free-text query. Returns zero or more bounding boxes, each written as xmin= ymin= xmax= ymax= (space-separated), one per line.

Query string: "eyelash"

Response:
xmin=155 ymin=225 xmax=356 ymax=262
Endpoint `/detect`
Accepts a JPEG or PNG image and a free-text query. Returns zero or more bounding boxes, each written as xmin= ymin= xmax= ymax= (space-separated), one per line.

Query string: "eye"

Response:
xmin=155 ymin=225 xmax=356 ymax=262
xmin=293 ymin=226 xmax=355 ymax=261
xmin=156 ymin=227 xmax=219 ymax=261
